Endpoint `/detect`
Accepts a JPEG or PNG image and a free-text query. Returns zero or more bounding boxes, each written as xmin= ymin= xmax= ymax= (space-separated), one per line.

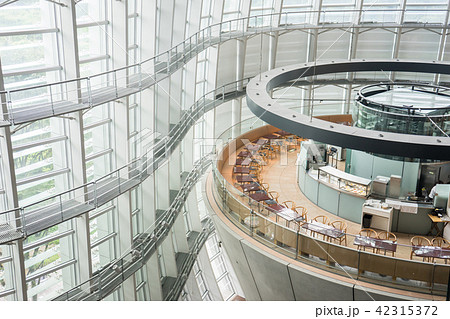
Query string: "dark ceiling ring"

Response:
xmin=246 ymin=60 xmax=450 ymax=160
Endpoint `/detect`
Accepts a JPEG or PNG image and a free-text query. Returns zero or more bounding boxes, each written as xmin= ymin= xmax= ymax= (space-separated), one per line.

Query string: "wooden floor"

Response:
xmin=221 ymin=144 xmax=448 ymax=264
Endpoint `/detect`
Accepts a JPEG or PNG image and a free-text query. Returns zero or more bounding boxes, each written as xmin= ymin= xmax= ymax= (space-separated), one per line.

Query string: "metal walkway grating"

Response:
xmin=0 ymin=223 xmax=23 ymax=243
xmin=23 ymin=199 xmax=94 ymax=236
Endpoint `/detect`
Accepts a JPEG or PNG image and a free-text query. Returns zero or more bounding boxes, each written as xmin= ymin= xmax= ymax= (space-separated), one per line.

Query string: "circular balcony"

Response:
xmin=208 ymin=119 xmax=450 ymax=300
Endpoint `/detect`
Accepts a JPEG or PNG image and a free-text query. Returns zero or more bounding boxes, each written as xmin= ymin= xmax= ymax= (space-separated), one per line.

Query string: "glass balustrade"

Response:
xmin=212 ymin=119 xmax=450 ymax=297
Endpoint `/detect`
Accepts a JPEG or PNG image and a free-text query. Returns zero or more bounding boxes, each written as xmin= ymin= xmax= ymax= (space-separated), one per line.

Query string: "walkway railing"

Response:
xmin=1 ymin=9 xmax=448 ymax=126
xmin=0 ymin=79 xmax=248 ymax=245
xmin=212 ymin=120 xmax=450 ymax=298
xmin=164 ymin=219 xmax=215 ymax=301
xmin=53 ymin=156 xmax=213 ymax=301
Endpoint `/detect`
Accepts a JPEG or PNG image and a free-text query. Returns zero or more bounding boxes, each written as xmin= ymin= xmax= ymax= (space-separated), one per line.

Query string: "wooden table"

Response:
xmin=248 ymin=192 xmax=271 ymax=202
xmin=269 ymin=204 xmax=303 ymax=221
xmin=276 ymin=130 xmax=293 ymax=137
xmin=246 ymin=144 xmax=262 ymax=152
xmin=301 ymin=221 xmax=345 ymax=240
xmin=236 ymin=175 xmax=254 ymax=183
xmin=233 ymin=166 xmax=250 ymax=174
xmin=412 ymin=245 xmax=450 ymax=263
xmin=427 ymin=214 xmax=449 ymax=237
xmin=353 ymin=236 xmax=397 ymax=255
xmin=237 ymin=150 xmax=252 ymax=158
xmin=262 ymin=134 xmax=279 ymax=140
xmin=239 ymin=183 xmax=261 ymax=193
xmin=235 ymin=157 xmax=252 ymax=166
xmin=276 ymin=207 xmax=303 ymax=228
xmin=254 ymin=138 xmax=268 ymax=145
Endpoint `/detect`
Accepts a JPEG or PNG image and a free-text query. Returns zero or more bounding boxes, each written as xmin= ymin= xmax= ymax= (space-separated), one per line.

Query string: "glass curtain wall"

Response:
xmin=4 ymin=0 xmax=450 ymax=301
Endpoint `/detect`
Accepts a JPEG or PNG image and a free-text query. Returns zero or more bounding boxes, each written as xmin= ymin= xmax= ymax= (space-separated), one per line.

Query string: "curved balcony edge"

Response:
xmin=207 ymin=124 xmax=450 ymax=300
xmin=207 ymin=172 xmax=449 ymax=301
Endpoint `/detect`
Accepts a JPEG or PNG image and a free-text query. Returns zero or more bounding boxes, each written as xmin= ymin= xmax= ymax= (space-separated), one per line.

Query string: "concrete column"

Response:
xmin=186 ymin=190 xmax=202 ymax=232
xmin=172 ymin=214 xmax=189 ymax=253
xmin=161 ymin=235 xmax=178 ymax=277
xmin=146 ymin=253 xmax=163 ymax=300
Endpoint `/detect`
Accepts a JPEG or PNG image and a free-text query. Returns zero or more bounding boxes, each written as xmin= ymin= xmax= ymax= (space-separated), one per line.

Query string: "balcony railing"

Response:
xmin=212 ymin=119 xmax=450 ymax=298
xmin=0 ymin=79 xmax=249 ymax=245
xmin=53 ymin=156 xmax=213 ymax=301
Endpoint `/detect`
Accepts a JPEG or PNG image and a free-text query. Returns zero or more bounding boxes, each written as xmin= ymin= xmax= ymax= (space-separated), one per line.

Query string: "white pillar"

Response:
xmin=58 ymin=1 xmax=92 ymax=290
xmin=0 ymin=60 xmax=27 ymax=301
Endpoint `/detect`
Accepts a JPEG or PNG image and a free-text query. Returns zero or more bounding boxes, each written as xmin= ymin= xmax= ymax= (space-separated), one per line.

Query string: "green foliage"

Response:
xmin=17 ymin=179 xmax=55 ymax=201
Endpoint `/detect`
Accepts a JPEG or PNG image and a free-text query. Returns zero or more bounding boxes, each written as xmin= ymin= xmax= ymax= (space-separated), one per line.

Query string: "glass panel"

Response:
xmin=217 ymin=275 xmax=234 ymax=300
xmin=0 ymin=0 xmax=54 ymax=30
xmin=0 ymin=33 xmax=58 ymax=70
xmin=84 ymin=123 xmax=110 ymax=158
xmin=76 ymin=0 xmax=106 ymax=24
xmin=210 ymin=256 xmax=227 ymax=278
xmin=27 ymin=261 xmax=77 ymax=301
xmin=0 ymin=246 xmax=14 ymax=297
xmin=86 ymin=153 xmax=112 ymax=182
xmin=14 ymin=139 xmax=68 ymax=184
xmin=24 ymin=223 xmax=75 ymax=301
xmin=77 ymin=25 xmax=107 ymax=59
xmin=91 ymin=237 xmax=116 ymax=272
xmin=224 ymin=0 xmax=240 ymax=13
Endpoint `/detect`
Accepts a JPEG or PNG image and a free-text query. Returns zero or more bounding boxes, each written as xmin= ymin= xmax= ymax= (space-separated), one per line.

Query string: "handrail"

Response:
xmin=0 ymin=78 xmax=249 ymax=244
xmin=2 ymin=9 xmax=450 ymax=124
xmin=212 ymin=119 xmax=450 ymax=297
xmin=164 ymin=219 xmax=215 ymax=301
xmin=52 ymin=156 xmax=213 ymax=301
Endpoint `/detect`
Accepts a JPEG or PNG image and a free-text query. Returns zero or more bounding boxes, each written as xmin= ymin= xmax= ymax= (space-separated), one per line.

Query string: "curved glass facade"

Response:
xmin=1 ymin=0 xmax=450 ymax=301
xmin=353 ymin=83 xmax=450 ymax=136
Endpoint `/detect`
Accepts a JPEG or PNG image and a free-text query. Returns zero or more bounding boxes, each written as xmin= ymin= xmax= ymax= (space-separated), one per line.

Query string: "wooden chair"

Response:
xmin=432 ymin=237 xmax=450 ymax=263
xmin=257 ymin=150 xmax=268 ymax=164
xmin=282 ymin=200 xmax=296 ymax=210
xmin=248 ymin=166 xmax=262 ymax=182
xmin=359 ymin=228 xmax=378 ymax=238
xmin=310 ymin=215 xmax=330 ymax=240
xmin=410 ymin=236 xmax=431 ymax=262
xmin=293 ymin=206 xmax=307 ymax=223
xmin=312 ymin=215 xmax=330 ymax=225
xmin=271 ymin=141 xmax=281 ymax=153
xmin=330 ymin=220 xmax=347 ymax=246
xmin=262 ymin=145 xmax=276 ymax=159
xmin=376 ymin=231 xmax=397 ymax=256
xmin=431 ymin=237 xmax=449 ymax=247
xmin=249 ymin=161 xmax=261 ymax=170
xmin=266 ymin=191 xmax=279 ymax=205
xmin=357 ymin=228 xmax=378 ymax=252
xmin=259 ymin=182 xmax=269 ymax=192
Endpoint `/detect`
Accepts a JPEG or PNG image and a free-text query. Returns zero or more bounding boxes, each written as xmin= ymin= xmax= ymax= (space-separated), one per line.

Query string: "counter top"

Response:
xmin=319 ymin=165 xmax=372 ymax=186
